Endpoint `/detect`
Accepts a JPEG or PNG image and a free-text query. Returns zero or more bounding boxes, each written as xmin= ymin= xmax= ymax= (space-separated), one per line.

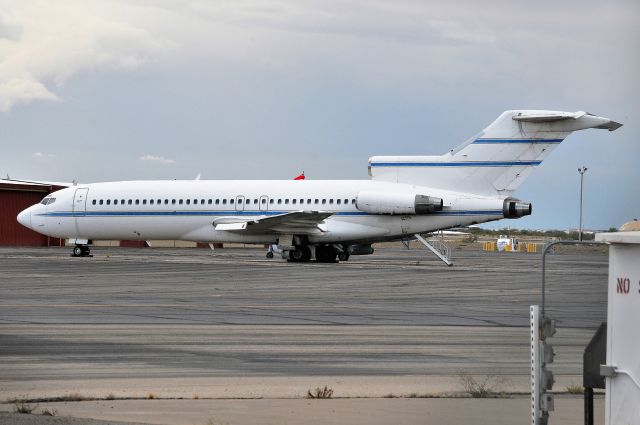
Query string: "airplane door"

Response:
xmin=235 ymin=195 xmax=245 ymax=211
xmin=72 ymin=188 xmax=89 ymax=237
xmin=73 ymin=188 xmax=89 ymax=215
xmin=259 ymin=196 xmax=269 ymax=211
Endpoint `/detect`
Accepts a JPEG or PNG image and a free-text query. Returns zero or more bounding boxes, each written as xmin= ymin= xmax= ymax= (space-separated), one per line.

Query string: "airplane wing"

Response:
xmin=213 ymin=211 xmax=333 ymax=234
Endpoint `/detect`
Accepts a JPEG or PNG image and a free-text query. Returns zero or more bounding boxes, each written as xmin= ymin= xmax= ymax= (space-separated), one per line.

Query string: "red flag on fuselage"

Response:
xmin=294 ymin=172 xmax=305 ymax=180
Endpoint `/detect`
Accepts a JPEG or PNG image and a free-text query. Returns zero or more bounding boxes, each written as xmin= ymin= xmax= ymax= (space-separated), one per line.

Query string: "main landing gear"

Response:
xmin=265 ymin=243 xmax=350 ymax=263
xmin=72 ymin=245 xmax=92 ymax=257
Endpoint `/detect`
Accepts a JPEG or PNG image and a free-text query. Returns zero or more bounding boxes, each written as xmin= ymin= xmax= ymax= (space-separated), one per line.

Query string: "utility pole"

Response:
xmin=578 ymin=166 xmax=588 ymax=241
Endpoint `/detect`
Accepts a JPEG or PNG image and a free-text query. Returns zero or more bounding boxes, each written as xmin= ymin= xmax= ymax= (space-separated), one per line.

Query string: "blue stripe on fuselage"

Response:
xmin=369 ymin=161 xmax=542 ymax=167
xmin=37 ymin=210 xmax=503 ymax=218
xmin=472 ymin=138 xmax=563 ymax=144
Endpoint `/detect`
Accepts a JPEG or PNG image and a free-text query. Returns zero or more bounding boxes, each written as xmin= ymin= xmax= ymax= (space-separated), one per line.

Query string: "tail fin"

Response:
xmin=369 ymin=110 xmax=621 ymax=196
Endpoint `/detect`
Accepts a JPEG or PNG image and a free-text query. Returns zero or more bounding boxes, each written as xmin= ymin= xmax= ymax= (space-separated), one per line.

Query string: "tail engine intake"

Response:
xmin=503 ymin=199 xmax=532 ymax=218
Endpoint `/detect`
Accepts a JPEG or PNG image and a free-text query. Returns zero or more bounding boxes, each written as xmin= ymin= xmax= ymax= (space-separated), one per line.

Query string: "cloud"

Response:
xmin=0 ymin=1 xmax=172 ymax=112
xmin=33 ymin=151 xmax=56 ymax=158
xmin=139 ymin=155 xmax=175 ymax=164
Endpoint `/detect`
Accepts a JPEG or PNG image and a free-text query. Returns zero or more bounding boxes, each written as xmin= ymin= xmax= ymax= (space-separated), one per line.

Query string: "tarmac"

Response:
xmin=0 ymin=244 xmax=609 ymax=424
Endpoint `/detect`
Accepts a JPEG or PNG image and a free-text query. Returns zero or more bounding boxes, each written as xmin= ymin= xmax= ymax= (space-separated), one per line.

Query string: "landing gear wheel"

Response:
xmin=72 ymin=245 xmax=91 ymax=257
xmin=338 ymin=251 xmax=350 ymax=262
xmin=289 ymin=246 xmax=311 ymax=262
xmin=315 ymin=245 xmax=338 ymax=263
xmin=266 ymin=251 xmax=274 ymax=259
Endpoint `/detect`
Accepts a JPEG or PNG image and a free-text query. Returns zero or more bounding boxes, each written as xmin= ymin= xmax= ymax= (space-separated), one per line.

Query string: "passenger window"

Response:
xmin=300 ymin=199 xmax=304 ymax=204
xmin=179 ymin=199 xmax=183 ymax=205
xmin=337 ymin=199 xmax=341 ymax=205
xmin=307 ymin=199 xmax=311 ymax=204
xmin=108 ymin=200 xmax=112 ymax=205
xmin=238 ymin=199 xmax=243 ymax=204
xmin=329 ymin=199 xmax=334 ymax=204
xmin=344 ymin=199 xmax=348 ymax=204
xmin=142 ymin=200 xmax=147 ymax=205
xmin=150 ymin=200 xmax=154 ymax=205
xmin=230 ymin=199 xmax=234 ymax=205
xmin=254 ymin=199 xmax=258 ymax=204
xmin=314 ymin=199 xmax=319 ymax=204
xmin=121 ymin=199 xmax=125 ymax=205
xmin=223 ymin=199 xmax=227 ymax=205
xmin=135 ymin=200 xmax=140 ymax=205
xmin=114 ymin=200 xmax=118 ymax=205
xmin=292 ymin=199 xmax=297 ymax=204
xmin=186 ymin=199 xmax=190 ymax=205
xmin=92 ymin=200 xmax=96 ymax=205
xmin=193 ymin=199 xmax=197 ymax=204
xmin=99 ymin=200 xmax=103 ymax=205
xmin=269 ymin=199 xmax=274 ymax=204
xmin=352 ymin=199 xmax=356 ymax=204
xmin=322 ymin=199 xmax=326 ymax=204
xmin=208 ymin=199 xmax=212 ymax=205
xmin=215 ymin=199 xmax=220 ymax=205
xmin=277 ymin=199 xmax=282 ymax=204
xmin=285 ymin=199 xmax=289 ymax=204
xmin=201 ymin=199 xmax=205 ymax=205
xmin=128 ymin=200 xmax=132 ymax=205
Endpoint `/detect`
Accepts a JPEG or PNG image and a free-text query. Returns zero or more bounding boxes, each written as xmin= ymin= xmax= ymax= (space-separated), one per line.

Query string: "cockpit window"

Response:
xmin=40 ymin=197 xmax=56 ymax=205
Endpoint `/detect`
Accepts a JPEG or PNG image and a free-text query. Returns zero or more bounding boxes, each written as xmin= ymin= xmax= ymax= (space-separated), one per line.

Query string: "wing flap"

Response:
xmin=213 ymin=211 xmax=333 ymax=234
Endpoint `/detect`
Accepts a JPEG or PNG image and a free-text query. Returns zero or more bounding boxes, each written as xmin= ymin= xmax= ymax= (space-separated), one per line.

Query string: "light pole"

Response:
xmin=578 ymin=166 xmax=588 ymax=241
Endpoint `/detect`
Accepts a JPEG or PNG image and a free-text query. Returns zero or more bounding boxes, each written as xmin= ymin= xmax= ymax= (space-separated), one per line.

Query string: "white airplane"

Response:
xmin=17 ymin=110 xmax=621 ymax=263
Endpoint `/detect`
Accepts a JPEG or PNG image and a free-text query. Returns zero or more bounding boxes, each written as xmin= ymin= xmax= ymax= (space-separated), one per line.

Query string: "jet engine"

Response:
xmin=503 ymin=198 xmax=532 ymax=218
xmin=356 ymin=191 xmax=443 ymax=215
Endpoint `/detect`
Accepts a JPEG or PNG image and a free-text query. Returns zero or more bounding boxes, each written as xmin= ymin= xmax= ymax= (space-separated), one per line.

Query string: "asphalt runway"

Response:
xmin=0 ymin=245 xmax=608 ymax=398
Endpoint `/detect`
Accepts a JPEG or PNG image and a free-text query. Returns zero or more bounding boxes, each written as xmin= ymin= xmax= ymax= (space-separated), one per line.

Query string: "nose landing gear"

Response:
xmin=72 ymin=245 xmax=92 ymax=257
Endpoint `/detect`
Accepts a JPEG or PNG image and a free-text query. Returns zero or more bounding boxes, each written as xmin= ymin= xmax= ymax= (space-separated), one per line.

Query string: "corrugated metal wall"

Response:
xmin=0 ymin=187 xmax=64 ymax=246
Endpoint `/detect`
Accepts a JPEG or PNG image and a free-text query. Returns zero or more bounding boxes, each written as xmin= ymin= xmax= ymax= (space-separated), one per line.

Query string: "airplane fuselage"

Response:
xmin=19 ymin=179 xmax=505 ymax=245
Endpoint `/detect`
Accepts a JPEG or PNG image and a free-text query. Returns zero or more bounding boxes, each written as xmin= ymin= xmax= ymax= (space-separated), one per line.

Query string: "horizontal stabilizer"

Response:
xmin=513 ymin=110 xmax=622 ymax=131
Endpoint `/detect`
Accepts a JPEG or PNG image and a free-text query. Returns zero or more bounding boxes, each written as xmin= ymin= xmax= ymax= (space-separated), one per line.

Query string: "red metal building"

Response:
xmin=0 ymin=180 xmax=66 ymax=246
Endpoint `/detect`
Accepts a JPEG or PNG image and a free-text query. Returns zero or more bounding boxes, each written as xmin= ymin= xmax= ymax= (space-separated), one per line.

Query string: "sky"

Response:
xmin=1 ymin=0 xmax=638 ymax=230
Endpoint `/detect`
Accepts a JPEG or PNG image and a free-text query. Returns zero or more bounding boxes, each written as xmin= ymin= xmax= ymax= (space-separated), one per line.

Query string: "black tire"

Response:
xmin=338 ymin=251 xmax=350 ymax=262
xmin=266 ymin=251 xmax=274 ymax=259
xmin=73 ymin=246 xmax=82 ymax=257
xmin=315 ymin=245 xmax=337 ymax=263
xmin=290 ymin=249 xmax=303 ymax=262
xmin=300 ymin=246 xmax=311 ymax=262
xmin=81 ymin=246 xmax=90 ymax=256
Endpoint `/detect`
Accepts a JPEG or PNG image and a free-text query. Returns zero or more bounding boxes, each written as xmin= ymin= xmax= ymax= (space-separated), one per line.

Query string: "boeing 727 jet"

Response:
xmin=17 ymin=110 xmax=621 ymax=263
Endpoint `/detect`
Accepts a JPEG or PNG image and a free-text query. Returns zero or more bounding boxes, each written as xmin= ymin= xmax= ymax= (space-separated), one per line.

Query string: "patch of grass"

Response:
xmin=193 ymin=394 xmax=200 ymax=399
xmin=458 ymin=372 xmax=508 ymax=398
xmin=106 ymin=393 xmax=115 ymax=400
xmin=407 ymin=392 xmax=419 ymax=398
xmin=14 ymin=402 xmax=37 ymax=414
xmin=57 ymin=392 xmax=86 ymax=402
xmin=566 ymin=384 xmax=585 ymax=394
xmin=41 ymin=408 xmax=58 ymax=416
xmin=306 ymin=386 xmax=334 ymax=399
xmin=147 ymin=393 xmax=156 ymax=399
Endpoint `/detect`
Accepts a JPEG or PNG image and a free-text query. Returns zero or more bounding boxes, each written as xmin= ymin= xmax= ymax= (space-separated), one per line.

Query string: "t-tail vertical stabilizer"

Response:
xmin=368 ymin=110 xmax=621 ymax=196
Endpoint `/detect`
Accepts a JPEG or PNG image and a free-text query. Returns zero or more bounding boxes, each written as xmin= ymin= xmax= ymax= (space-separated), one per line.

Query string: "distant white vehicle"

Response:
xmin=496 ymin=235 xmax=519 ymax=252
xmin=17 ymin=110 xmax=621 ymax=262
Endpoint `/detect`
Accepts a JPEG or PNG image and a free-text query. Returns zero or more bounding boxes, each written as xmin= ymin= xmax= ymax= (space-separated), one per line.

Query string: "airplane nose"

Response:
xmin=17 ymin=207 xmax=32 ymax=229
